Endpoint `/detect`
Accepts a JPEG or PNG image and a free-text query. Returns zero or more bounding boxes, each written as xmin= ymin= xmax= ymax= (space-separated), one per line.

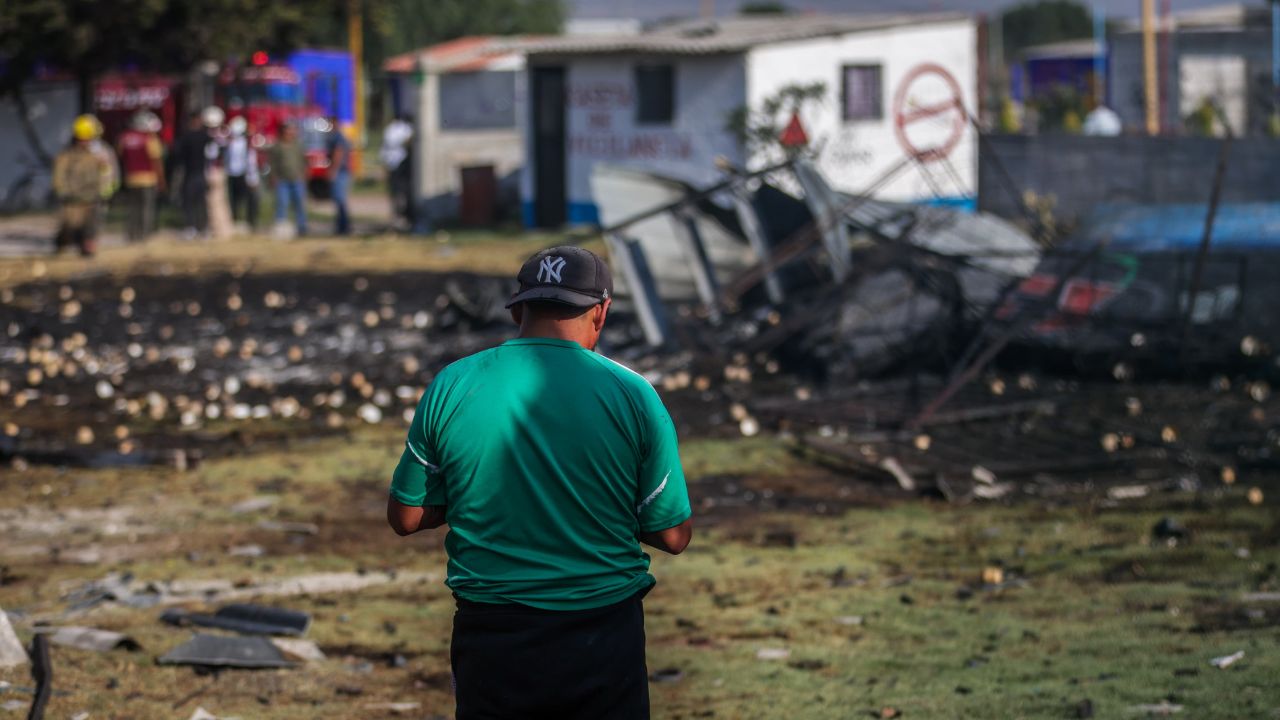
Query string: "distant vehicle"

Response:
xmin=93 ymin=73 xmax=184 ymax=145
xmin=216 ymin=62 xmax=329 ymax=198
xmin=216 ymin=54 xmax=349 ymax=199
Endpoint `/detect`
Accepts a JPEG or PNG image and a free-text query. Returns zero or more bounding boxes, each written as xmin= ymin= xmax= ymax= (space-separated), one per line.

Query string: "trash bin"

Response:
xmin=459 ymin=164 xmax=497 ymax=227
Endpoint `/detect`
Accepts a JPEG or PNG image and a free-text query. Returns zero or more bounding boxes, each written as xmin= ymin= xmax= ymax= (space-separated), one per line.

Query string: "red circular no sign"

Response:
xmin=892 ymin=63 xmax=967 ymax=164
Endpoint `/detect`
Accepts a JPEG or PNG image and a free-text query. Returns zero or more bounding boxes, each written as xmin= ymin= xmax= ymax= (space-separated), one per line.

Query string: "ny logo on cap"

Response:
xmin=537 ymin=256 xmax=567 ymax=284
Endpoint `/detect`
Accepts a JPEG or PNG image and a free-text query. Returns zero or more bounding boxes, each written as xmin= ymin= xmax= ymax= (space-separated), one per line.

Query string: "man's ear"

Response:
xmin=510 ymin=303 xmax=523 ymax=326
xmin=593 ymin=299 xmax=610 ymax=331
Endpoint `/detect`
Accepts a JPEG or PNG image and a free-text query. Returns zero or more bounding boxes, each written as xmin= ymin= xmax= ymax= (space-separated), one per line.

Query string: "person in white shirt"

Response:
xmin=380 ymin=115 xmax=414 ymax=228
xmin=224 ymin=116 xmax=262 ymax=231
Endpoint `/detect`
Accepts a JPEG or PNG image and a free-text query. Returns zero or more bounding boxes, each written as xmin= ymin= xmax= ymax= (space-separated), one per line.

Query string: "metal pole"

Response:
xmin=348 ymin=0 xmax=365 ymax=173
xmin=669 ymin=208 xmax=723 ymax=324
xmin=1273 ymin=1 xmax=1279 ymax=92
xmin=1093 ymin=4 xmax=1106 ymax=106
xmin=605 ymin=233 xmax=671 ymax=347
xmin=1159 ymin=0 xmax=1172 ymax=133
xmin=27 ymin=634 xmax=51 ymax=720
xmin=730 ymin=182 xmax=785 ymax=304
xmin=1142 ymin=0 xmax=1159 ymax=135
xmin=1178 ymin=130 xmax=1233 ymax=366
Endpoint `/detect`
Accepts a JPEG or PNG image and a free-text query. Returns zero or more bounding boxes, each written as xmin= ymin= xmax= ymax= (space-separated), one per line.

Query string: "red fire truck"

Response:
xmin=216 ymin=60 xmax=336 ymax=198
xmin=93 ymin=58 xmax=338 ymax=198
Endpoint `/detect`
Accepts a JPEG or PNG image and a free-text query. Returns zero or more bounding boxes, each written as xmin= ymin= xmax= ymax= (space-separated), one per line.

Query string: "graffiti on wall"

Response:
xmin=566 ymin=81 xmax=694 ymax=161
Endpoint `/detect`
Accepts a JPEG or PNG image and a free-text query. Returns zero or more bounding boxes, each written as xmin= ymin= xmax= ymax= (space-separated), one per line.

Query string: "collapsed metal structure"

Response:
xmin=589 ymin=154 xmax=1280 ymax=501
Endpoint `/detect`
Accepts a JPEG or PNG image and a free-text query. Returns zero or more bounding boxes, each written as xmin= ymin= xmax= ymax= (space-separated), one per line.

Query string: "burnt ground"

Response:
xmin=0 ymin=239 xmax=1278 ymax=718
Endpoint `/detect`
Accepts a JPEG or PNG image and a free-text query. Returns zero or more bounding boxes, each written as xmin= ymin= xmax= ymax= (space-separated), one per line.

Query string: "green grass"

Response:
xmin=2 ymin=431 xmax=1276 ymax=718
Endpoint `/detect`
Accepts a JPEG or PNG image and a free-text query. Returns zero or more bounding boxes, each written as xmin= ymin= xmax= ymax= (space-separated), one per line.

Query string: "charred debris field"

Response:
xmin=0 ymin=236 xmax=1277 ymax=718
xmin=2 ymin=236 xmax=1280 ymax=504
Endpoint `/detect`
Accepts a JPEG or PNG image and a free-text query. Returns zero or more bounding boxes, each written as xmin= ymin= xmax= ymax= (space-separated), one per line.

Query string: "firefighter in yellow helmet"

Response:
xmin=52 ymin=114 xmax=115 ymax=256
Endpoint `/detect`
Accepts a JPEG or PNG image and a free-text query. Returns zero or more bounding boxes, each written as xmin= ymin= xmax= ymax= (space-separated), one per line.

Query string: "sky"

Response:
xmin=567 ymin=0 xmax=1256 ymax=21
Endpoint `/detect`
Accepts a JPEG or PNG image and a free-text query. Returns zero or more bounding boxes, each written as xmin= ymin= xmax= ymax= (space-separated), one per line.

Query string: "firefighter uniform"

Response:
xmin=53 ymin=115 xmax=114 ymax=256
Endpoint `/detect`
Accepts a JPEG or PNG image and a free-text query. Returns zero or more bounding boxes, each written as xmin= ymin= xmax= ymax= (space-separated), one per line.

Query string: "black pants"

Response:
xmin=227 ymin=175 xmax=259 ymax=229
xmin=389 ymin=159 xmax=414 ymax=226
xmin=182 ymin=177 xmax=207 ymax=233
xmin=123 ymin=185 xmax=156 ymax=242
xmin=451 ymin=590 xmax=650 ymax=720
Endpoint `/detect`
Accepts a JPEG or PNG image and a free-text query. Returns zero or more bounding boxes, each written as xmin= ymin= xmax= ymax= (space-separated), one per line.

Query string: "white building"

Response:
xmin=518 ymin=13 xmax=980 ymax=227
xmin=1110 ymin=3 xmax=1276 ymax=137
xmin=384 ymin=37 xmax=533 ymax=224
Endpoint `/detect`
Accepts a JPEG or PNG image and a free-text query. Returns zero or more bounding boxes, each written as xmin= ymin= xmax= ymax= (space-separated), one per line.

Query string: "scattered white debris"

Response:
xmin=230 ymin=497 xmax=277 ymax=515
xmin=228 ymin=545 xmax=265 ymax=558
xmin=0 ymin=608 xmax=27 ymax=667
xmin=1210 ymin=650 xmax=1244 ymax=669
xmin=271 ymin=638 xmax=326 ymax=662
xmin=973 ymin=482 xmax=1015 ymax=500
xmin=358 ymin=403 xmax=383 ymax=424
xmin=756 ymin=647 xmax=790 ymax=661
xmin=362 ymin=702 xmax=420 ymax=715
xmin=1128 ymin=701 xmax=1182 ymax=715
xmin=1107 ymin=485 xmax=1150 ymax=500
xmin=971 ymin=465 xmax=997 ymax=485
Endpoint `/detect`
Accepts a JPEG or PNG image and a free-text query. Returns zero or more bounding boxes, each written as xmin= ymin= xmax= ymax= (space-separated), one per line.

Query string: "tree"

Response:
xmin=307 ymin=0 xmax=565 ymax=91
xmin=0 ymin=0 xmax=335 ymax=162
xmin=726 ymin=81 xmax=826 ymax=155
xmin=303 ymin=0 xmax=565 ymax=125
xmin=0 ymin=0 xmax=327 ymax=101
xmin=739 ymin=1 xmax=791 ymax=14
xmin=999 ymin=0 xmax=1092 ymax=61
xmin=0 ymin=0 xmax=565 ymax=156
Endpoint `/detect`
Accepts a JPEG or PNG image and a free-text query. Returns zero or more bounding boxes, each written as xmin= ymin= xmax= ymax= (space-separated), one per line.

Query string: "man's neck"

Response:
xmin=517 ymin=322 xmax=592 ymax=350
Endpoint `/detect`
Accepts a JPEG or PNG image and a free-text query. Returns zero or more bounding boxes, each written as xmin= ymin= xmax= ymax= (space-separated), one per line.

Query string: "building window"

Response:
xmin=439 ymin=71 xmax=517 ymax=130
xmin=635 ymin=65 xmax=675 ymax=124
xmin=841 ymin=64 xmax=883 ymax=121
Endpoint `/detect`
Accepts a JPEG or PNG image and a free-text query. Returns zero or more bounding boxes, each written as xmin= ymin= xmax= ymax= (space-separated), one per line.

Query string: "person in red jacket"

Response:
xmin=116 ymin=111 xmax=166 ymax=242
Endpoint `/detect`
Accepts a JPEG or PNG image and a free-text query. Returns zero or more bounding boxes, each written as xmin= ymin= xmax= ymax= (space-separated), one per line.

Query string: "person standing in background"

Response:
xmin=202 ymin=106 xmax=233 ymax=240
xmin=170 ymin=111 xmax=211 ymax=239
xmin=53 ymin=115 xmax=115 ymax=257
xmin=269 ymin=122 xmax=308 ymax=238
xmin=380 ymin=114 xmax=414 ymax=230
xmin=225 ymin=116 xmax=261 ymax=233
xmin=116 ymin=111 xmax=165 ymax=242
xmin=326 ymin=118 xmax=352 ymax=236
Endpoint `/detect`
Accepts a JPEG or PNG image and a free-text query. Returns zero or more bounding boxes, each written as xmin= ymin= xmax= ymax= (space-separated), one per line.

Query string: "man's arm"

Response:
xmin=639 ymin=517 xmax=692 ymax=555
xmin=330 ymin=142 xmax=347 ymax=179
xmin=387 ymin=498 xmax=446 ymax=536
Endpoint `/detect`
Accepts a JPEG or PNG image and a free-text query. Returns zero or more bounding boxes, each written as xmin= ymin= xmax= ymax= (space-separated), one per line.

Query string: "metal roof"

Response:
xmin=1115 ymin=3 xmax=1268 ymax=33
xmin=519 ymin=12 xmax=970 ymax=56
xmin=383 ymin=36 xmax=541 ymax=74
xmin=1020 ymin=39 xmax=1104 ymax=61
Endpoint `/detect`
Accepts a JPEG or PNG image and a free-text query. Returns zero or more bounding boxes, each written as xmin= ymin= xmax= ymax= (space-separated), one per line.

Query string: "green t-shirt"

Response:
xmin=390 ymin=337 xmax=691 ymax=611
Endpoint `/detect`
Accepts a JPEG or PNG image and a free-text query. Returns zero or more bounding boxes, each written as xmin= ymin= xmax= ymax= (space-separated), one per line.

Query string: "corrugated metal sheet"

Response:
xmin=383 ymin=36 xmax=541 ymax=75
xmin=520 ymin=13 xmax=969 ymax=56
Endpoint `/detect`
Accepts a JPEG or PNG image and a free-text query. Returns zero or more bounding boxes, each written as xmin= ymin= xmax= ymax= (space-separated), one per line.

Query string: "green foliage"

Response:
xmin=1033 ymin=84 xmax=1088 ymax=133
xmin=310 ymin=0 xmax=566 ymax=85
xmin=1185 ymin=97 xmax=1218 ymax=137
xmin=997 ymin=96 xmax=1022 ymax=133
xmin=725 ymin=81 xmax=826 ymax=154
xmin=739 ymin=0 xmax=792 ymax=14
xmin=0 ymin=0 xmax=323 ymax=95
xmin=1000 ymin=0 xmax=1093 ymax=61
xmin=0 ymin=0 xmax=565 ymax=98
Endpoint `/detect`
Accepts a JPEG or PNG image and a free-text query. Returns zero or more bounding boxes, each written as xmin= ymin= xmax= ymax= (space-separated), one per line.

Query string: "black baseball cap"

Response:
xmin=505 ymin=246 xmax=613 ymax=308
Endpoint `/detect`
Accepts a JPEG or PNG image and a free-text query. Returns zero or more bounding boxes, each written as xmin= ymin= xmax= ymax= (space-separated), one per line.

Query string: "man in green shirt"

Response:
xmin=388 ymin=246 xmax=693 ymax=719
xmin=268 ymin=122 xmax=308 ymax=236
